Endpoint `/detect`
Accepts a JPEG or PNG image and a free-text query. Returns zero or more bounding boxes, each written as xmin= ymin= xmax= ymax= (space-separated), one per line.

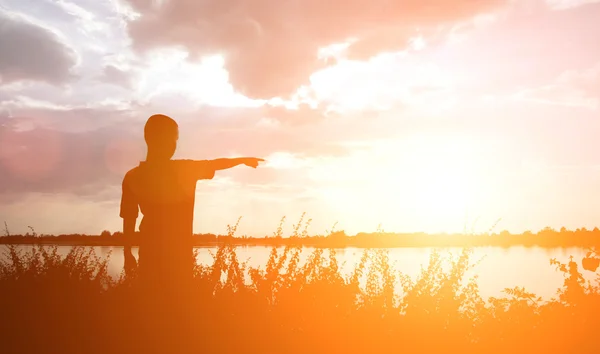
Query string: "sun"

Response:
xmin=412 ymin=162 xmax=474 ymax=226
xmin=316 ymin=134 xmax=484 ymax=234
xmin=384 ymin=134 xmax=483 ymax=233
xmin=398 ymin=134 xmax=483 ymax=228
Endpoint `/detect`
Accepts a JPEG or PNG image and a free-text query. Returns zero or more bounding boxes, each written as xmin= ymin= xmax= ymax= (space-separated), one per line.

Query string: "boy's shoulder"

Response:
xmin=122 ymin=160 xmax=205 ymax=178
xmin=122 ymin=164 xmax=141 ymax=182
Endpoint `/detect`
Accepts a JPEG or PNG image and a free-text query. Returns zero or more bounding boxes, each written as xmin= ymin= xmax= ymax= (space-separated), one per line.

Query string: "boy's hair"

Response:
xmin=144 ymin=114 xmax=179 ymax=145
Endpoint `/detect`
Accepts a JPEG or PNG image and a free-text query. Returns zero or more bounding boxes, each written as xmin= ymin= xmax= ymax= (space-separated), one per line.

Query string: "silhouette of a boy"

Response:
xmin=120 ymin=114 xmax=263 ymax=284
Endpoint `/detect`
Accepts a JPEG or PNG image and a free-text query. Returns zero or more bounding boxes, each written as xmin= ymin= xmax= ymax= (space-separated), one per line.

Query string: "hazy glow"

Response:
xmin=304 ymin=135 xmax=484 ymax=233
xmin=1 ymin=0 xmax=600 ymax=236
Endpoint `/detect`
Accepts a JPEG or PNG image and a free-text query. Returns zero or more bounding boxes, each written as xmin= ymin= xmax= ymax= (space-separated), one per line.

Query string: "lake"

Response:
xmin=2 ymin=245 xmax=597 ymax=300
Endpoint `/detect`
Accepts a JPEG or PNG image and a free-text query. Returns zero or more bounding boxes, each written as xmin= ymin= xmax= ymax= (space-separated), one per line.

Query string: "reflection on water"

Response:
xmin=2 ymin=245 xmax=595 ymax=300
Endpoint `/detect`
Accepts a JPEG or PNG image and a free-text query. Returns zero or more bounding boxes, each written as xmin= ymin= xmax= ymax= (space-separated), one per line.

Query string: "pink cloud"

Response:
xmin=516 ymin=62 xmax=600 ymax=110
xmin=122 ymin=0 xmax=507 ymax=98
xmin=0 ymin=101 xmax=355 ymax=201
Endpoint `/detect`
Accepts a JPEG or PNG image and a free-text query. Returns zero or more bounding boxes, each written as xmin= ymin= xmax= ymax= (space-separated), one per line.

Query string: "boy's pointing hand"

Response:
xmin=243 ymin=157 xmax=265 ymax=168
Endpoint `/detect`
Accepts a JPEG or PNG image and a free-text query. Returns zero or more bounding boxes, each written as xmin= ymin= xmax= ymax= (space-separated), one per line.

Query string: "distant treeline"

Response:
xmin=2 ymin=226 xmax=600 ymax=248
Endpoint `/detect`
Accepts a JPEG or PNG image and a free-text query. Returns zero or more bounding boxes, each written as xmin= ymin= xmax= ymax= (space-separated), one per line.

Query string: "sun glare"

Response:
xmin=136 ymin=49 xmax=260 ymax=108
xmin=316 ymin=134 xmax=484 ymax=234
xmin=376 ymin=135 xmax=480 ymax=233
xmin=412 ymin=162 xmax=473 ymax=224
xmin=308 ymin=53 xmax=454 ymax=114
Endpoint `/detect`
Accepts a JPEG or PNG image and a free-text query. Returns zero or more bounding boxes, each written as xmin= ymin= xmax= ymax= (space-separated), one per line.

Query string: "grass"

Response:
xmin=1 ymin=218 xmax=599 ymax=354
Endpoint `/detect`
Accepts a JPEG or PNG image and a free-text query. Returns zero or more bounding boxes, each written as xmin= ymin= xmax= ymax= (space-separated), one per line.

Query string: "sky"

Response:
xmin=1 ymin=0 xmax=600 ymax=237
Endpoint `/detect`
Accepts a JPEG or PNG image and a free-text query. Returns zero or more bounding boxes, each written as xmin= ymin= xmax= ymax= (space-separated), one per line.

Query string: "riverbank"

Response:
xmin=2 ymin=232 xmax=600 ymax=248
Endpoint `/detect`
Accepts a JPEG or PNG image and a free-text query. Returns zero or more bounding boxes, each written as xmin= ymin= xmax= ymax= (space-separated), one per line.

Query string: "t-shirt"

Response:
xmin=119 ymin=159 xmax=215 ymax=266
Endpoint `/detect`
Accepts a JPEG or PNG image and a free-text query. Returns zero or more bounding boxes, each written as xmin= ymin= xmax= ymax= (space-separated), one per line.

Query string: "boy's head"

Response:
xmin=144 ymin=114 xmax=178 ymax=160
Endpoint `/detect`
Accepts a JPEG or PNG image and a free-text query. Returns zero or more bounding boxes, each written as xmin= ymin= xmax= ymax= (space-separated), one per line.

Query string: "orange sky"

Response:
xmin=1 ymin=0 xmax=600 ymax=236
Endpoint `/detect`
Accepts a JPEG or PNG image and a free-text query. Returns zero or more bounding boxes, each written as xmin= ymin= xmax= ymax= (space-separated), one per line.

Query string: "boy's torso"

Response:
xmin=123 ymin=160 xmax=214 ymax=259
xmin=130 ymin=160 xmax=198 ymax=236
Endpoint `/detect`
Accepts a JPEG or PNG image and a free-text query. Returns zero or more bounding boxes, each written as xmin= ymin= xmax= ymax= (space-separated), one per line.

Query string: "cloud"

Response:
xmin=165 ymin=105 xmax=352 ymax=161
xmin=515 ymin=85 xmax=598 ymax=110
xmin=0 ymin=94 xmax=153 ymax=201
xmin=0 ymin=99 xmax=353 ymax=204
xmin=307 ymin=53 xmax=457 ymax=114
xmin=0 ymin=8 xmax=79 ymax=85
xmin=546 ymin=0 xmax=600 ymax=10
xmin=515 ymin=62 xmax=600 ymax=110
xmin=122 ymin=0 xmax=507 ymax=98
xmin=555 ymin=62 xmax=600 ymax=93
xmin=131 ymin=49 xmax=262 ymax=109
xmin=263 ymin=103 xmax=330 ymax=126
xmin=99 ymin=64 xmax=136 ymax=88
xmin=0 ymin=107 xmax=143 ymax=199
xmin=430 ymin=1 xmax=600 ymax=95
xmin=0 ymin=95 xmax=140 ymax=132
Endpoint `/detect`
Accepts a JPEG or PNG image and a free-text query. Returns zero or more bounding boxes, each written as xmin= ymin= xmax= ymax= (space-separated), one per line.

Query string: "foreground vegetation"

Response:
xmin=1 ymin=221 xmax=599 ymax=353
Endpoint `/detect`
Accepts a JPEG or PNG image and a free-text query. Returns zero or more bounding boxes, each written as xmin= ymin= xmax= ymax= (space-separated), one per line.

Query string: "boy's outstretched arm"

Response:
xmin=208 ymin=157 xmax=264 ymax=170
